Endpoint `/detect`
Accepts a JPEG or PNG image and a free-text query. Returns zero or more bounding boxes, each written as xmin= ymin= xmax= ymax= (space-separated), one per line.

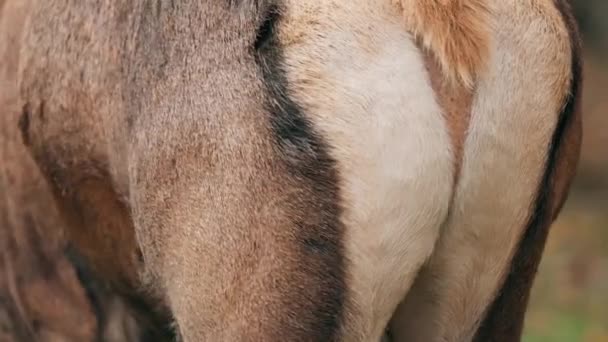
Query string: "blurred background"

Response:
xmin=523 ymin=1 xmax=607 ymax=341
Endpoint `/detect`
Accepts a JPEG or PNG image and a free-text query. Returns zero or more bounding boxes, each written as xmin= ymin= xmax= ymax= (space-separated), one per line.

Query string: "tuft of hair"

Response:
xmin=394 ymin=0 xmax=492 ymax=89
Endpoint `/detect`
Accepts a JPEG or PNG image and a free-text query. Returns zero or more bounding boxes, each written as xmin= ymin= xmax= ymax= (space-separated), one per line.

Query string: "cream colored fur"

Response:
xmin=279 ymin=1 xmax=453 ymax=340
xmin=389 ymin=1 xmax=573 ymax=341
xmin=279 ymin=0 xmax=573 ymax=340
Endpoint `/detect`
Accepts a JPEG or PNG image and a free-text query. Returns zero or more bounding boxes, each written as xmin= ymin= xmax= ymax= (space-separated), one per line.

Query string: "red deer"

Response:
xmin=0 ymin=0 xmax=582 ymax=341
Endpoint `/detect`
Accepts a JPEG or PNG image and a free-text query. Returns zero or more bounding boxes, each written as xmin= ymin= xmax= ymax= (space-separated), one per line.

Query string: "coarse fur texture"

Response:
xmin=0 ymin=0 xmax=582 ymax=341
xmin=1 ymin=1 xmax=97 ymax=340
xmin=390 ymin=1 xmax=579 ymax=341
xmin=0 ymin=1 xmax=175 ymax=340
xmin=393 ymin=0 xmax=492 ymax=88
xmin=275 ymin=1 xmax=454 ymax=339
xmin=474 ymin=1 xmax=583 ymax=340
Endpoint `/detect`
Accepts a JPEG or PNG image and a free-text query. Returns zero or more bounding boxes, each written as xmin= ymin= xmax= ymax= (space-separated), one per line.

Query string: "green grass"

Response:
xmin=524 ymin=311 xmax=589 ymax=342
xmin=522 ymin=199 xmax=608 ymax=342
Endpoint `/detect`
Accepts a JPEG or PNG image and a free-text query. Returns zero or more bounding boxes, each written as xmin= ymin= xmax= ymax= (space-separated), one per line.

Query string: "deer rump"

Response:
xmin=0 ymin=0 xmax=582 ymax=341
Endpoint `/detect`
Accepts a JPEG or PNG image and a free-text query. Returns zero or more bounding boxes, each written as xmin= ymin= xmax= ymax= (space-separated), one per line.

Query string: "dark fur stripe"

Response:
xmin=474 ymin=1 xmax=583 ymax=340
xmin=64 ymin=245 xmax=107 ymax=342
xmin=65 ymin=245 xmax=176 ymax=342
xmin=254 ymin=7 xmax=347 ymax=341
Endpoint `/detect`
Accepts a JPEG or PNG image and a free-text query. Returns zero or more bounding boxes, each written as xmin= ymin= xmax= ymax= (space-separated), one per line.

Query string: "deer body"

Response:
xmin=0 ymin=0 xmax=582 ymax=341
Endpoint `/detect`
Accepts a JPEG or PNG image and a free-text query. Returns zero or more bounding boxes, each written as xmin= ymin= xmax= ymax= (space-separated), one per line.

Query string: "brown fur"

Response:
xmin=422 ymin=50 xmax=474 ymax=186
xmin=549 ymin=0 xmax=584 ymax=221
xmin=474 ymin=0 xmax=583 ymax=340
xmin=1 ymin=2 xmax=95 ymax=340
xmin=394 ymin=0 xmax=492 ymax=88
xmin=0 ymin=1 xmax=172 ymax=341
xmin=6 ymin=0 xmax=346 ymax=340
xmin=1 ymin=0 xmax=582 ymax=340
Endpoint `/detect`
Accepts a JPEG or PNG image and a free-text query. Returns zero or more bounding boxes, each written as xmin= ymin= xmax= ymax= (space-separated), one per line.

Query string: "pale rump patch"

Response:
xmin=279 ymin=1 xmax=453 ymax=339
xmin=389 ymin=0 xmax=574 ymax=340
xmin=393 ymin=0 xmax=492 ymax=88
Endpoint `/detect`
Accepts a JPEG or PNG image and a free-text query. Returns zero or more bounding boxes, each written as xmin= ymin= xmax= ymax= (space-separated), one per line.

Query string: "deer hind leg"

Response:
xmin=473 ymin=1 xmax=582 ymax=339
xmin=389 ymin=1 xmax=576 ymax=341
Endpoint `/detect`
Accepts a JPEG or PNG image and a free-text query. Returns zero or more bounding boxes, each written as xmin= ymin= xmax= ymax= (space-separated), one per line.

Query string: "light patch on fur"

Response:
xmin=393 ymin=0 xmax=492 ymax=89
xmin=279 ymin=1 xmax=454 ymax=339
xmin=389 ymin=0 xmax=574 ymax=340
